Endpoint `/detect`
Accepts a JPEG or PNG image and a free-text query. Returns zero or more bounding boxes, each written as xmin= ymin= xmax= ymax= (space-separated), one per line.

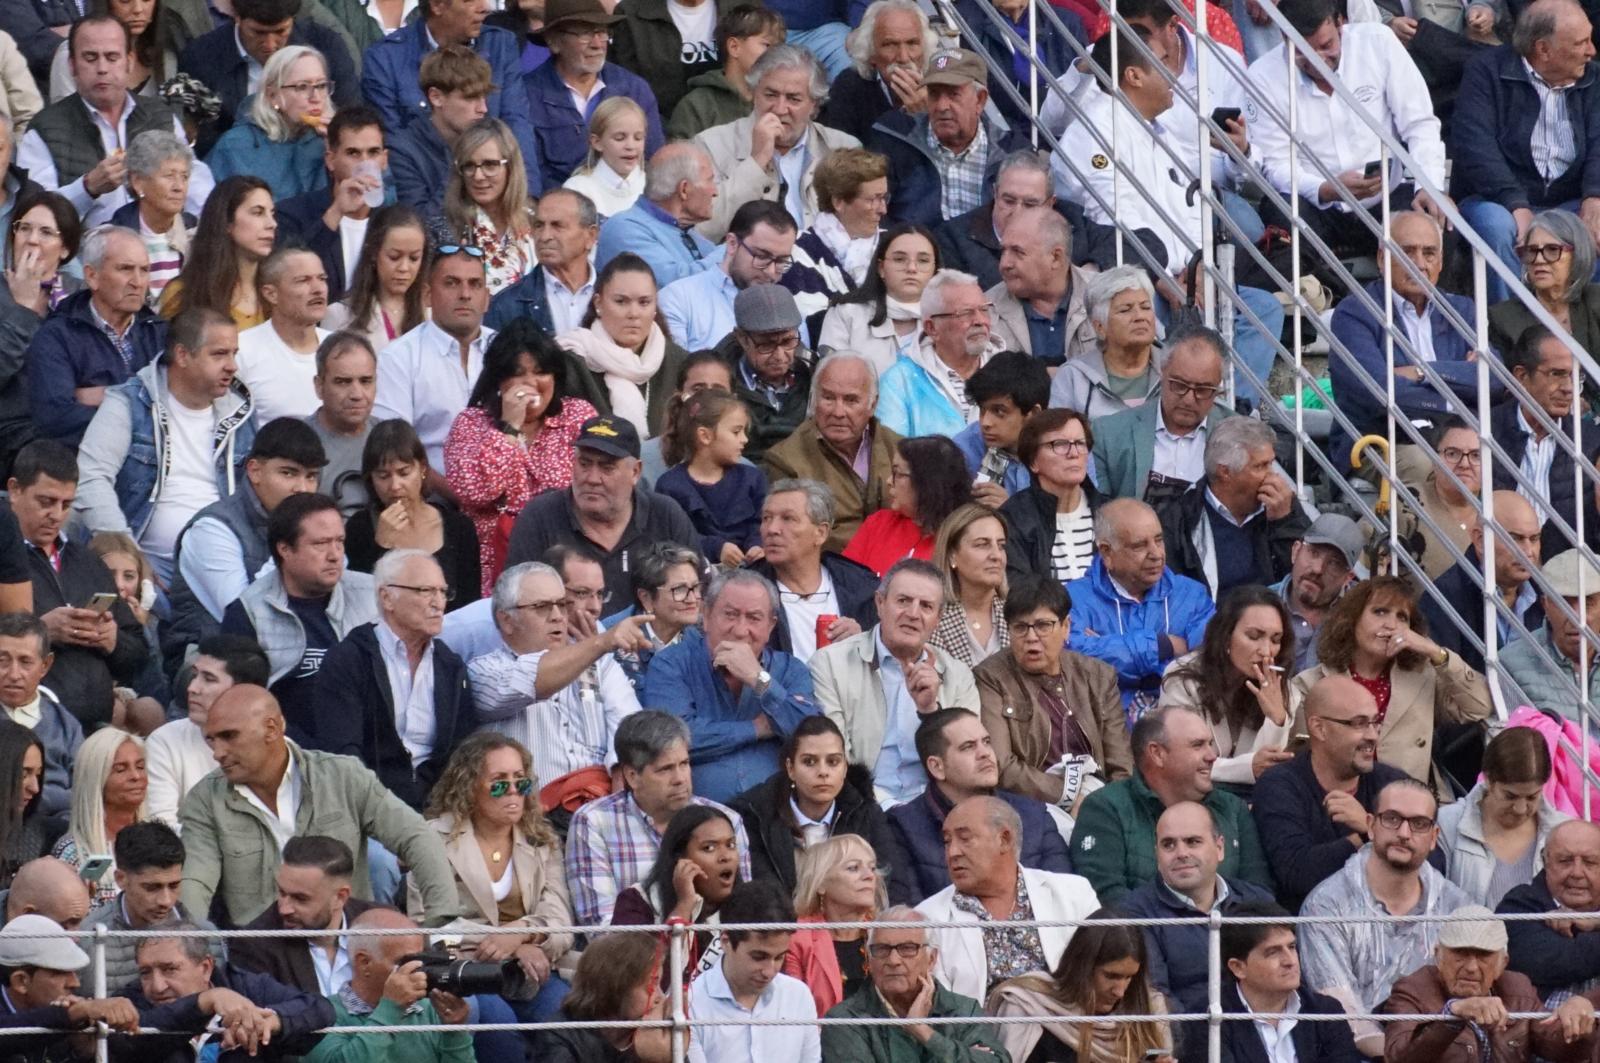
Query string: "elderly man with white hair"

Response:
xmin=1155 ymin=415 xmax=1311 ymax=600
xmin=820 ymin=0 xmax=939 ymax=143
xmin=468 ymin=561 xmax=653 ymax=790
xmin=822 ymin=905 xmax=1011 ymax=1063
xmin=915 ymin=795 xmax=1100 ymax=1002
xmin=693 ymin=45 xmax=861 ymax=243
xmin=877 ymin=268 xmax=998 ymax=438
xmin=309 ymin=549 xmax=475 ymax=812
xmin=1383 ymin=905 xmax=1599 ymax=1062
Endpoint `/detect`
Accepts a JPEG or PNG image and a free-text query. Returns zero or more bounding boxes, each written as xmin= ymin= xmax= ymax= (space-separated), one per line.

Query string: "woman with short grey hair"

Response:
xmin=206 ymin=44 xmax=333 ymax=200
xmin=1489 ymin=208 xmax=1600 ymax=397
xmin=606 ymin=542 xmax=708 ymax=690
xmin=111 ymin=129 xmax=195 ymax=305
xmin=1048 ymin=265 xmax=1163 ymax=420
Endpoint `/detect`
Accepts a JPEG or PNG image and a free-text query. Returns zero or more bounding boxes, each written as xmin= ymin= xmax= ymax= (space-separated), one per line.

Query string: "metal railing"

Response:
xmin=941 ymin=0 xmax=1600 ymax=794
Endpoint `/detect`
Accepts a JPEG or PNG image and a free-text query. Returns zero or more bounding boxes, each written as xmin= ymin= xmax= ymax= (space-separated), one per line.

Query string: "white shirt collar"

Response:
xmin=1155 ymin=402 xmax=1203 ymax=442
xmin=789 ymin=795 xmax=836 ymax=829
xmin=1206 ymin=487 xmax=1265 ymax=527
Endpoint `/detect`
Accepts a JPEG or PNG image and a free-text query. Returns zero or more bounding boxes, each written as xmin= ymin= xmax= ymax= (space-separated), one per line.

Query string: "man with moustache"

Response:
xmin=1271 ymin=514 xmax=1364 ymax=672
xmin=1253 ymin=675 xmax=1428 ymax=911
xmin=234 ymin=249 xmax=333 ymax=424
xmin=1498 ymin=820 xmax=1600 ymax=1000
xmin=1300 ymin=778 xmax=1470 ymax=1057
xmin=877 ymin=269 xmax=997 ymax=439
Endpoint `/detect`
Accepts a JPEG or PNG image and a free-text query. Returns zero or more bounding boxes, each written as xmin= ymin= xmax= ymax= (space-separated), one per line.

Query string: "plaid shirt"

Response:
xmin=565 ymin=788 xmax=753 ymax=925
xmin=927 ymin=120 xmax=990 ymax=220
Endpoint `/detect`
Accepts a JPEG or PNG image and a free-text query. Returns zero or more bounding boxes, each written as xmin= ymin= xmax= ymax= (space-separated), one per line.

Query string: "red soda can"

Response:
xmin=815 ymin=614 xmax=840 ymax=648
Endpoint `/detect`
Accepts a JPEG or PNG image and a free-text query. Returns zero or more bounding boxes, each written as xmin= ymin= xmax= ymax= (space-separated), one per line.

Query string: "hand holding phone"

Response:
xmin=1211 ymin=106 xmax=1241 ymax=127
xmin=84 ymin=592 xmax=119 ymax=615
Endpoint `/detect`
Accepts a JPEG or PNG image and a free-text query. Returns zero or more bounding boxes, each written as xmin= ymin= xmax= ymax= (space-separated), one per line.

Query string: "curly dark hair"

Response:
xmin=1316 ymin=575 xmax=1431 ymax=675
xmin=1166 ymin=585 xmax=1295 ymax=743
xmin=897 ymin=435 xmax=974 ymax=534
xmin=467 ymin=318 xmax=573 ymax=427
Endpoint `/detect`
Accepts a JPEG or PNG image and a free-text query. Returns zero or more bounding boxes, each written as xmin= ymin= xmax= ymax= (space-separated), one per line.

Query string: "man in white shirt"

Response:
xmin=235 ymin=248 xmax=332 ymax=424
xmin=374 ymin=245 xmax=494 ymax=472
xmin=1245 ymin=0 xmax=1451 ymax=256
xmin=470 ymin=560 xmax=650 ymax=791
xmin=16 ymin=17 xmax=213 ymax=227
xmin=231 ymin=835 xmax=382 ymax=997
xmin=484 ymin=187 xmax=599 ymax=334
xmin=688 ymin=879 xmax=821 ymax=1063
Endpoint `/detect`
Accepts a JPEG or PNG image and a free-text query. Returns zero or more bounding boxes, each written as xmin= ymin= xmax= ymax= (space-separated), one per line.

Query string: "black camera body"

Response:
xmin=399 ymin=950 xmax=528 ymax=998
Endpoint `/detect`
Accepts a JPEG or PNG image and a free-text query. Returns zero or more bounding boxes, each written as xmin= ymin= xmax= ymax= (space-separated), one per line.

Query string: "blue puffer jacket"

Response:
xmin=26 ymin=290 xmax=167 ymax=447
xmin=876 ymin=350 xmax=966 ymax=439
xmin=886 ymin=783 xmax=1073 ymax=904
xmin=1066 ymin=554 xmax=1216 ymax=713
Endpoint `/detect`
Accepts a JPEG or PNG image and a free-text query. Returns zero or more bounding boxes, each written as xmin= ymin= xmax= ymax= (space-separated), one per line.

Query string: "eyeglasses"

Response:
xmin=1516 ymin=242 xmax=1573 ymax=264
xmin=437 ymin=244 xmax=486 ymax=260
xmin=1439 ymin=446 xmax=1482 ymax=466
xmin=1533 ymin=365 xmax=1576 ymax=381
xmin=459 ymin=158 xmax=510 ymax=178
xmin=867 ymin=943 xmax=927 ymax=960
xmin=660 ymin=581 xmax=703 ymax=603
xmin=1165 ymin=378 xmax=1221 ymax=401
xmin=512 ymin=598 xmax=567 ymax=618
xmin=1374 ymin=810 xmax=1436 ymax=833
xmin=1318 ymin=714 xmax=1379 ymax=732
xmin=283 ymin=79 xmax=335 ymax=97
xmin=1007 ymin=618 xmax=1060 ymax=639
xmin=735 ymin=235 xmax=794 ymax=274
xmin=567 ymin=586 xmax=612 ymax=606
xmin=928 ymin=302 xmax=995 ymax=324
xmin=747 ymin=333 xmax=801 ymax=356
xmin=1042 ymin=439 xmax=1089 ymax=456
xmin=388 ymin=584 xmax=455 ymax=603
xmin=488 ymin=777 xmax=535 ymax=798
xmin=888 ymin=466 xmax=911 ymax=483
xmin=995 ymin=193 xmax=1049 ymax=211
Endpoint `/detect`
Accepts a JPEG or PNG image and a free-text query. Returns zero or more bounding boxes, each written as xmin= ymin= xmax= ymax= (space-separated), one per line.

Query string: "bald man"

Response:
xmin=1420 ymin=491 xmax=1545 ymax=673
xmin=3 ymin=858 xmax=91 ymax=930
xmin=1500 ymin=820 xmax=1600 ymax=1000
xmin=178 ymin=685 xmax=458 ymax=928
xmin=1252 ymin=675 xmax=1434 ymax=911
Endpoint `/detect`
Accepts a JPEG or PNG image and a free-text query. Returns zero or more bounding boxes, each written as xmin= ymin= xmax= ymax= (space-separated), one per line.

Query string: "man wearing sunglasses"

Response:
xmin=309 ymin=550 xmax=476 ymax=811
xmin=659 ymin=199 xmax=798 ymax=353
xmin=1299 ymin=777 xmax=1469 ymax=1056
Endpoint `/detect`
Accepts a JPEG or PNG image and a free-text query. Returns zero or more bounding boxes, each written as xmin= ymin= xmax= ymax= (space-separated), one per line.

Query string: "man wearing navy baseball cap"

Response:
xmin=504 ymin=415 xmax=699 ymax=606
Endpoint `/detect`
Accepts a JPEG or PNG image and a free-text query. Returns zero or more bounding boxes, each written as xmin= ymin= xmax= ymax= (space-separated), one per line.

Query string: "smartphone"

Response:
xmin=84 ymin=592 xmax=119 ymax=614
xmin=79 ymin=854 xmax=114 ymax=883
xmin=1210 ymin=106 xmax=1241 ymax=127
xmin=1364 ymin=159 xmax=1384 ymax=178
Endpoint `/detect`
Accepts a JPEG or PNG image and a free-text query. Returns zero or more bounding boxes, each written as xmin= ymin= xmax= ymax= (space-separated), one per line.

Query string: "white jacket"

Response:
xmin=915 ymin=866 xmax=1102 ymax=1001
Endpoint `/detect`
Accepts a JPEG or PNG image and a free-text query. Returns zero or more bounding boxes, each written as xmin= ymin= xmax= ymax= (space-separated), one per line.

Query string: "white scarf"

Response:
xmin=886 ymin=296 xmax=923 ymax=321
xmin=557 ymin=321 xmax=666 ymax=434
xmin=812 ymin=212 xmax=878 ymax=286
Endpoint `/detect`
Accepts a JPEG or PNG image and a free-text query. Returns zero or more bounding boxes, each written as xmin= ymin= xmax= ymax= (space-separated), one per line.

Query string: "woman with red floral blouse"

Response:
xmin=444 ymin=320 xmax=598 ymax=595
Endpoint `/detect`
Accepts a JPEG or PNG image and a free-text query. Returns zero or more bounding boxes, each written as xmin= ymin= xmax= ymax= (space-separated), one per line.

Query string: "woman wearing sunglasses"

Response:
xmin=1489 ymin=209 xmax=1600 ymax=403
xmin=412 ymin=732 xmax=576 ymax=1022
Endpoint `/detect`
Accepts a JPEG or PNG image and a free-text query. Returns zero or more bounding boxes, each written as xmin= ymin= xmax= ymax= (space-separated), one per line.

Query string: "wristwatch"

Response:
xmin=755 ymin=669 xmax=772 ymax=695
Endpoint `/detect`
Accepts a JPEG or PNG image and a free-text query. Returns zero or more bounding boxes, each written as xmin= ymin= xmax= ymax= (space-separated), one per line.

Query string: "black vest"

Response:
xmin=28 ymin=94 xmax=174 ymax=186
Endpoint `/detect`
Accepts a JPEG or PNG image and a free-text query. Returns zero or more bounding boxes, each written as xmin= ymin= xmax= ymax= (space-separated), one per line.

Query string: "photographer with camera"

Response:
xmin=303 ymin=908 xmax=519 ymax=1063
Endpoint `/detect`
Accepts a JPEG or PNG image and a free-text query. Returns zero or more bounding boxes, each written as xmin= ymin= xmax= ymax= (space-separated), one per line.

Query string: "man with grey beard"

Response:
xmin=877 ymin=269 xmax=998 ymax=438
xmin=1251 ymin=675 xmax=1426 ymax=911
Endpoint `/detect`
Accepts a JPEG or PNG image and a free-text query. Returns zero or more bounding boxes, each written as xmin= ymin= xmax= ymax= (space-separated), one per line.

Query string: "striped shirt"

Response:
xmin=1525 ymin=60 xmax=1578 ymax=183
xmin=926 ymin=120 xmax=990 ymax=221
xmin=1516 ymin=407 xmax=1556 ymax=525
xmin=565 ymin=788 xmax=753 ymax=926
xmin=140 ymin=218 xmax=183 ymax=306
xmin=1052 ymin=496 xmax=1096 ymax=582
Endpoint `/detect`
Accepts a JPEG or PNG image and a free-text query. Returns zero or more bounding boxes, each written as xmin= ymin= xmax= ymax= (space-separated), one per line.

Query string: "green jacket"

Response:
xmin=1089 ymin=401 xmax=1234 ymax=503
xmin=667 ymin=68 xmax=753 ymax=142
xmin=179 ymin=741 xmax=459 ymax=926
xmin=305 ymin=996 xmax=474 ymax=1063
xmin=1068 ymin=772 xmax=1274 ymax=905
xmin=823 ymin=982 xmax=1012 ymax=1063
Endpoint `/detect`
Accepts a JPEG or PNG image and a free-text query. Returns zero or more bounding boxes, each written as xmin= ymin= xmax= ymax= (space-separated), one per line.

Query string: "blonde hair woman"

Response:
xmin=929 ymin=502 xmax=1010 ymax=668
xmin=52 ymin=727 xmax=147 ymax=908
xmin=410 ymin=733 xmax=575 ymax=1020
xmin=563 ymin=97 xmax=647 ymax=220
xmin=443 ymin=118 xmax=535 ymax=295
xmin=206 ymin=44 xmax=334 ymax=201
xmin=783 ymin=834 xmax=887 ymax=1017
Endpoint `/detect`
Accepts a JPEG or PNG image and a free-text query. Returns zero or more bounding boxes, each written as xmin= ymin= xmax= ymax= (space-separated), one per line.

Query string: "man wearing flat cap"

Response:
xmin=869 ymin=48 xmax=1032 ymax=229
xmin=1383 ymin=905 xmax=1599 ymax=1062
xmin=725 ymin=284 xmax=813 ymax=464
xmin=0 ymin=914 xmax=140 ymax=1050
xmin=1499 ymin=549 xmax=1600 ymax=721
xmin=505 ymin=415 xmax=699 ymax=608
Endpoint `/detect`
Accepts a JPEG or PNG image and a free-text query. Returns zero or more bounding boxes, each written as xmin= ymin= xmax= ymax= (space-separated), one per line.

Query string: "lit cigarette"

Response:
xmin=1268 ymin=665 xmax=1286 ymax=673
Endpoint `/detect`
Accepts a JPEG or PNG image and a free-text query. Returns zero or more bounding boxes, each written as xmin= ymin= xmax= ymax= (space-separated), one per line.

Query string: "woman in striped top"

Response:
xmin=1000 ymin=408 xmax=1105 ymax=588
xmin=111 ymin=129 xmax=193 ymax=306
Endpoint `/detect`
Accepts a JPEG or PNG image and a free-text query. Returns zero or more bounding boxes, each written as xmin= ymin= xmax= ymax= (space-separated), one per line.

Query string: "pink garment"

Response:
xmin=1504 ymin=706 xmax=1600 ymax=817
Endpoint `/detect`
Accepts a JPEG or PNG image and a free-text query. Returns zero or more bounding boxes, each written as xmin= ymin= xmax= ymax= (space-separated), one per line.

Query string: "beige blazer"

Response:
xmin=1290 ymin=655 xmax=1491 ymax=787
xmin=407 ymin=813 xmax=576 ymax=969
xmin=986 ymin=266 xmax=1099 ymax=364
xmin=692 ymin=115 xmax=862 ymax=242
